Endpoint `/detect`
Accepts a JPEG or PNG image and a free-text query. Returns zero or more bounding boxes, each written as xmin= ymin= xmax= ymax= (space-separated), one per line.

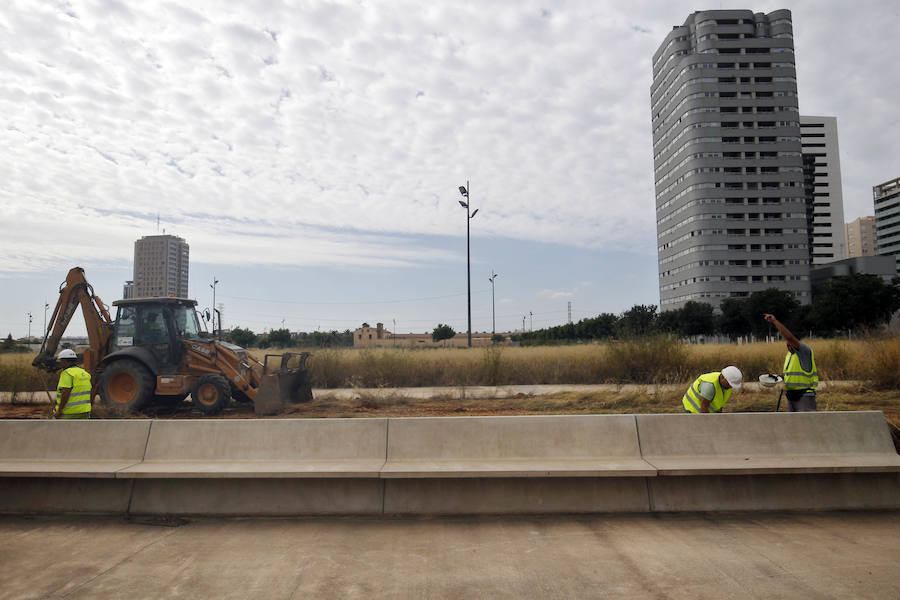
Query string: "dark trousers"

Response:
xmin=787 ymin=391 xmax=817 ymax=412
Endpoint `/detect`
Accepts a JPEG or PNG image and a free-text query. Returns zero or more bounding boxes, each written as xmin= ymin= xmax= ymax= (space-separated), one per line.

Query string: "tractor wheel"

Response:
xmin=98 ymin=359 xmax=155 ymax=416
xmin=191 ymin=374 xmax=231 ymax=416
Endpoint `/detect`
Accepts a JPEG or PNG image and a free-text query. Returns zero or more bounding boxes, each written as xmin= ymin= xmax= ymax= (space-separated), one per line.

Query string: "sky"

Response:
xmin=2 ymin=0 xmax=898 ymax=338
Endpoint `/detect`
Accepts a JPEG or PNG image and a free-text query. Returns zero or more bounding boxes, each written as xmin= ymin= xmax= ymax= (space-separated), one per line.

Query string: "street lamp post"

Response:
xmin=210 ymin=277 xmax=219 ymax=336
xmin=26 ymin=312 xmax=32 ymax=339
xmin=488 ymin=271 xmax=498 ymax=335
xmin=43 ymin=302 xmax=49 ymax=338
xmin=458 ymin=181 xmax=478 ymax=347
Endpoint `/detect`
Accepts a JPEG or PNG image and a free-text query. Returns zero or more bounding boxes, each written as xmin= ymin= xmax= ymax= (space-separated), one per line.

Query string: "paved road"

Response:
xmin=2 ymin=511 xmax=897 ymax=599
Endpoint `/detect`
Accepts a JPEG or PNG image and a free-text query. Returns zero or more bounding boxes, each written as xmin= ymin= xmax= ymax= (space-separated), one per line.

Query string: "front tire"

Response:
xmin=98 ymin=359 xmax=155 ymax=416
xmin=191 ymin=374 xmax=231 ymax=416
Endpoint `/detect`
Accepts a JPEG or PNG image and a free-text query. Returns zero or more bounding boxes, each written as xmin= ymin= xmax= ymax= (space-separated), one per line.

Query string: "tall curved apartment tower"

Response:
xmin=651 ymin=9 xmax=811 ymax=311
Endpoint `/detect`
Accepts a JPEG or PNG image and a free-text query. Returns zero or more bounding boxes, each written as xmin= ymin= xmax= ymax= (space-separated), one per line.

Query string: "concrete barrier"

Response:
xmin=382 ymin=415 xmax=654 ymax=477
xmin=382 ymin=415 xmax=653 ymax=514
xmin=637 ymin=412 xmax=900 ymax=511
xmin=119 ymin=419 xmax=388 ymax=478
xmin=122 ymin=419 xmax=388 ymax=515
xmin=0 ymin=420 xmax=151 ymax=477
xmin=0 ymin=420 xmax=152 ymax=513
xmin=1 ymin=413 xmax=898 ymax=515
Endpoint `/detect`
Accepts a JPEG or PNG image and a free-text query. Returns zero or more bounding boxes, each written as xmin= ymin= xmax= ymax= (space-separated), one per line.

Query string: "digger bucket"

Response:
xmin=253 ymin=352 xmax=314 ymax=416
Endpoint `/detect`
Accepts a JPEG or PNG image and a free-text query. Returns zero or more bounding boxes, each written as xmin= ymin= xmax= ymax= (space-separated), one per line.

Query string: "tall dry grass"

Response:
xmin=4 ymin=335 xmax=900 ymax=391
xmin=0 ymin=353 xmax=56 ymax=396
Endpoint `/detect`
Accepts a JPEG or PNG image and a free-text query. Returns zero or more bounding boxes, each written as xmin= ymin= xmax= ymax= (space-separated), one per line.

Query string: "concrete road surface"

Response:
xmin=1 ymin=512 xmax=898 ymax=599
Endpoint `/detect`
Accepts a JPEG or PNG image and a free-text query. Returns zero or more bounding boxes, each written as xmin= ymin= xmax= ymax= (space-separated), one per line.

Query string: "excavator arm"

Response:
xmin=33 ymin=267 xmax=114 ymax=375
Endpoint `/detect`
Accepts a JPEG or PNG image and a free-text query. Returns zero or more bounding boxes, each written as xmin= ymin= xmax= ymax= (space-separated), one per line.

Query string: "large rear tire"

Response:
xmin=98 ymin=359 xmax=155 ymax=416
xmin=191 ymin=374 xmax=231 ymax=416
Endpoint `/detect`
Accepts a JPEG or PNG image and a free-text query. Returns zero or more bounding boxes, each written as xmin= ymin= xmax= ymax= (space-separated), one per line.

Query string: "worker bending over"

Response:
xmin=764 ymin=313 xmax=818 ymax=412
xmin=54 ymin=349 xmax=92 ymax=419
xmin=683 ymin=366 xmax=743 ymax=413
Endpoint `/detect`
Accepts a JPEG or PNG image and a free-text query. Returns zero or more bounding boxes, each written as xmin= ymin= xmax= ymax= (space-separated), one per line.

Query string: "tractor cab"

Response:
xmin=110 ymin=298 xmax=203 ymax=374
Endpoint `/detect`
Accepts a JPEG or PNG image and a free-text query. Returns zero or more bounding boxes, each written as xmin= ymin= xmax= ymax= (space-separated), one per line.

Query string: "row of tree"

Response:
xmin=225 ymin=327 xmax=356 ymax=349
xmin=513 ymin=274 xmax=900 ymax=344
xmin=221 ymin=274 xmax=899 ymax=348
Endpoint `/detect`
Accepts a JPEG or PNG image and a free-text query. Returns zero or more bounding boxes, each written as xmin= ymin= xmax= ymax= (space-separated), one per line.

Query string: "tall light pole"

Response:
xmin=26 ymin=312 xmax=32 ymax=339
xmin=210 ymin=277 xmax=219 ymax=335
xmin=43 ymin=302 xmax=49 ymax=337
xmin=530 ymin=311 xmax=533 ymax=332
xmin=488 ymin=271 xmax=498 ymax=335
xmin=458 ymin=181 xmax=478 ymax=347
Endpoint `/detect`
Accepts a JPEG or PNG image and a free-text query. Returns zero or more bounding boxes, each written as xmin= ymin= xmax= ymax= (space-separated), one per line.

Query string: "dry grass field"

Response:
xmin=3 ymin=337 xmax=899 ymax=440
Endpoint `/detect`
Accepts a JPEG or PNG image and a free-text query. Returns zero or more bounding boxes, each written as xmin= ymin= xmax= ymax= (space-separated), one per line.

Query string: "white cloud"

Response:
xmin=1 ymin=0 xmax=897 ymax=278
xmin=537 ymin=289 xmax=574 ymax=300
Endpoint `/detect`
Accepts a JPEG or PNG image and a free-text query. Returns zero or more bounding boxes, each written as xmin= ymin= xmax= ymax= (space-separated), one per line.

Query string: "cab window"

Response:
xmin=173 ymin=306 xmax=201 ymax=339
xmin=114 ymin=306 xmax=136 ymax=347
xmin=136 ymin=308 xmax=168 ymax=345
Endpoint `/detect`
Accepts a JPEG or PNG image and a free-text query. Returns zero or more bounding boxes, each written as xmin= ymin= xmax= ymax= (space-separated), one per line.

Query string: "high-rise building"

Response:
xmin=800 ymin=116 xmax=846 ymax=263
xmin=122 ymin=280 xmax=135 ymax=299
xmin=133 ymin=235 xmax=190 ymax=298
xmin=846 ymin=216 xmax=877 ymax=258
xmin=873 ymin=177 xmax=900 ymax=274
xmin=652 ymin=9 xmax=810 ymax=311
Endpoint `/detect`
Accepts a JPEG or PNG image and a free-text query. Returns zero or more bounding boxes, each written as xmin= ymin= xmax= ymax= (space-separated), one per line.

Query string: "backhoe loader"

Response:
xmin=32 ymin=267 xmax=313 ymax=416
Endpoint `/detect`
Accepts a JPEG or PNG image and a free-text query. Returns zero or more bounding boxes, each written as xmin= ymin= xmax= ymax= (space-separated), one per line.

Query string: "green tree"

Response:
xmin=716 ymin=298 xmax=747 ymax=338
xmin=615 ymin=304 xmax=658 ymax=338
xmin=432 ymin=323 xmax=456 ymax=342
xmin=267 ymin=328 xmax=292 ymax=348
xmin=743 ymin=288 xmax=800 ymax=338
xmin=226 ymin=326 xmax=257 ymax=348
xmin=810 ymin=274 xmax=900 ymax=335
xmin=657 ymin=301 xmax=715 ymax=338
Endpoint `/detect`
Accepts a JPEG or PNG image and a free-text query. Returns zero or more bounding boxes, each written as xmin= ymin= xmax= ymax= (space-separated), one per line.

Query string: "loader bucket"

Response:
xmin=253 ymin=352 xmax=314 ymax=416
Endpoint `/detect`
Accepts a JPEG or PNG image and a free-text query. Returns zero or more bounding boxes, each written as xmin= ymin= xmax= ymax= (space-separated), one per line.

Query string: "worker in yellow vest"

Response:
xmin=54 ymin=349 xmax=92 ymax=419
xmin=682 ymin=366 xmax=743 ymax=413
xmin=764 ymin=313 xmax=818 ymax=411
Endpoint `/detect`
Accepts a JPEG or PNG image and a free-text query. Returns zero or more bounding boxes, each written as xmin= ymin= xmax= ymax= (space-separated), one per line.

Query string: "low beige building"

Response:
xmin=353 ymin=323 xmax=497 ymax=348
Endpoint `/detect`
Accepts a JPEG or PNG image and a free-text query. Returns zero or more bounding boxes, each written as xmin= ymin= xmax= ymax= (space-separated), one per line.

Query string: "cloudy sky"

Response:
xmin=2 ymin=0 xmax=898 ymax=338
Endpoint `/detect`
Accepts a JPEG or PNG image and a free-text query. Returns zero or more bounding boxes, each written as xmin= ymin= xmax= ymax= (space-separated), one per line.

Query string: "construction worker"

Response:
xmin=682 ymin=366 xmax=743 ymax=413
xmin=764 ymin=313 xmax=817 ymax=411
xmin=54 ymin=349 xmax=92 ymax=419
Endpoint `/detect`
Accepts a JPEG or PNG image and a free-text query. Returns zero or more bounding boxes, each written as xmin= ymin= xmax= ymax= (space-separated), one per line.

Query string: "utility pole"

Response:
xmin=43 ymin=302 xmax=49 ymax=337
xmin=488 ymin=271 xmax=498 ymax=335
xmin=529 ymin=311 xmax=533 ymax=332
xmin=26 ymin=312 xmax=32 ymax=339
xmin=522 ymin=315 xmax=526 ymax=332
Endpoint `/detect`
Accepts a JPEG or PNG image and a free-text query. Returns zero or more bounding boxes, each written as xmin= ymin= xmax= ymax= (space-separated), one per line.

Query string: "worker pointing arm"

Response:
xmin=763 ymin=314 xmax=818 ymax=412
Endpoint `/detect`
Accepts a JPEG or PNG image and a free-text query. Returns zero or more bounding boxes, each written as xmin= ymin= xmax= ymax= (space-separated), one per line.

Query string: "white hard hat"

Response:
xmin=57 ymin=349 xmax=77 ymax=360
xmin=722 ymin=366 xmax=742 ymax=389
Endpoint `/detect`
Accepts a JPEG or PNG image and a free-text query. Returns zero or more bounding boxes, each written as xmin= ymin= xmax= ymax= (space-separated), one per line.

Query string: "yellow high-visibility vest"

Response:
xmin=783 ymin=348 xmax=818 ymax=391
xmin=682 ymin=372 xmax=732 ymax=413
xmin=56 ymin=367 xmax=92 ymax=415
